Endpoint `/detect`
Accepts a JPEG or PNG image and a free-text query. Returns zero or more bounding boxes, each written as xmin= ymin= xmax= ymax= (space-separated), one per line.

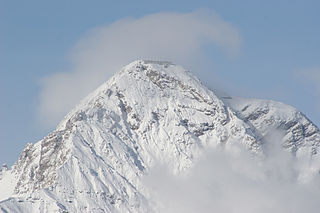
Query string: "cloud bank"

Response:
xmin=38 ymin=9 xmax=241 ymax=127
xmin=144 ymin=141 xmax=320 ymax=213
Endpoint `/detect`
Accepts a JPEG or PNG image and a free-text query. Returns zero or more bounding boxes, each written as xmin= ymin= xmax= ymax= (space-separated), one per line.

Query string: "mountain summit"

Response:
xmin=1 ymin=60 xmax=320 ymax=212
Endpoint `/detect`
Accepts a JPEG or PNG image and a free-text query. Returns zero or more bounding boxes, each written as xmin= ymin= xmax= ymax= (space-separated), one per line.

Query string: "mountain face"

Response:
xmin=1 ymin=60 xmax=320 ymax=212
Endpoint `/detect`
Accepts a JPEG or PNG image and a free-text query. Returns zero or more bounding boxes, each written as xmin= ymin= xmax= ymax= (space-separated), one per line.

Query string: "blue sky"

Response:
xmin=1 ymin=0 xmax=320 ymax=166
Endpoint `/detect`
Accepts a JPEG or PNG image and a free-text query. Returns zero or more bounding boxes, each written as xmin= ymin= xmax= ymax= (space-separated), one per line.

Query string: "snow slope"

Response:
xmin=1 ymin=60 xmax=320 ymax=212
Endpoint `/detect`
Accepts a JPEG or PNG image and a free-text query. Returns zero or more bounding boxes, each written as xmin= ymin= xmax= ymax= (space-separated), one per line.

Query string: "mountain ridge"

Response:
xmin=1 ymin=60 xmax=320 ymax=212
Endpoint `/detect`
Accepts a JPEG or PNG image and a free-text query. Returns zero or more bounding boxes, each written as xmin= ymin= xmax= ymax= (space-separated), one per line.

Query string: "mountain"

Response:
xmin=1 ymin=60 xmax=320 ymax=212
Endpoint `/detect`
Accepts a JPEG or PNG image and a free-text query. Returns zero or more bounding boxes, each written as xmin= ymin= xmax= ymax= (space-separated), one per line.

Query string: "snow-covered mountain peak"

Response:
xmin=57 ymin=59 xmax=224 ymax=138
xmin=1 ymin=61 xmax=320 ymax=212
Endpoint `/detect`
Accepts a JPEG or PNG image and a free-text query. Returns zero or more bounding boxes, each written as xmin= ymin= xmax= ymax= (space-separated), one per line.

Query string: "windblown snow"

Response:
xmin=1 ymin=60 xmax=320 ymax=212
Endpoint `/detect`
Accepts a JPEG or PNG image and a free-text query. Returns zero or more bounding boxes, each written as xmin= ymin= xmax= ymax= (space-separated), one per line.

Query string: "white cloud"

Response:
xmin=144 ymin=139 xmax=320 ymax=213
xmin=38 ymin=9 xmax=241 ymax=127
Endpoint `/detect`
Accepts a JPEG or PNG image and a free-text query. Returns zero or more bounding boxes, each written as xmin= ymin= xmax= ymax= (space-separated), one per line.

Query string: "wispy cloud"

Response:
xmin=38 ymin=9 xmax=241 ymax=127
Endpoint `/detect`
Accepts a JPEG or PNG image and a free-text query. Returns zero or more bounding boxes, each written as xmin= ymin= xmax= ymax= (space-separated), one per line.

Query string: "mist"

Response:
xmin=144 ymin=133 xmax=320 ymax=213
